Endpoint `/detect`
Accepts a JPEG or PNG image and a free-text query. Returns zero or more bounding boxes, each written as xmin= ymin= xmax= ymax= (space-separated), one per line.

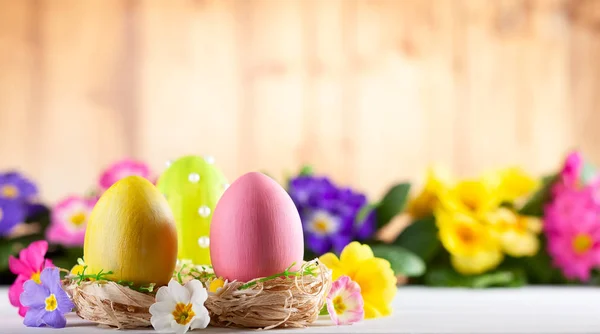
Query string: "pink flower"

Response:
xmin=546 ymin=212 xmax=600 ymax=281
xmin=8 ymin=240 xmax=53 ymax=317
xmin=544 ymin=153 xmax=600 ymax=281
xmin=99 ymin=159 xmax=151 ymax=191
xmin=326 ymin=275 xmax=364 ymax=325
xmin=562 ymin=151 xmax=583 ymax=188
xmin=46 ymin=196 xmax=96 ymax=247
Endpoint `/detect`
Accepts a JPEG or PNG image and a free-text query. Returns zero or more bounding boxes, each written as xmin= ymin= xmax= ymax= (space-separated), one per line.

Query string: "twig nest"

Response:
xmin=62 ymin=259 xmax=331 ymax=330
xmin=205 ymin=260 xmax=332 ymax=329
xmin=63 ymin=279 xmax=155 ymax=329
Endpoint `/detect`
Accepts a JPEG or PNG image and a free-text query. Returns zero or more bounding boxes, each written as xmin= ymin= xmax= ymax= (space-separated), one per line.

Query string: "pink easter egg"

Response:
xmin=210 ymin=172 xmax=304 ymax=282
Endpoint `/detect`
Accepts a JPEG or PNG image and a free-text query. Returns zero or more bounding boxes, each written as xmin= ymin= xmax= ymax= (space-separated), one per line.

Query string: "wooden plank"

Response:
xmin=137 ymin=0 xmax=240 ymax=180
xmin=569 ymin=0 xmax=600 ymax=166
xmin=36 ymin=0 xmax=132 ymax=201
xmin=352 ymin=0 xmax=458 ymax=198
xmin=239 ymin=0 xmax=306 ymax=179
xmin=455 ymin=0 xmax=572 ymax=177
xmin=0 ymin=0 xmax=37 ymax=178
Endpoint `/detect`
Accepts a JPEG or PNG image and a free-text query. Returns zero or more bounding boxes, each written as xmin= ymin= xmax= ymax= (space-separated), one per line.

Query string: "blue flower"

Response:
xmin=0 ymin=172 xmax=38 ymax=202
xmin=20 ymin=267 xmax=74 ymax=328
xmin=288 ymin=175 xmax=377 ymax=255
xmin=0 ymin=199 xmax=25 ymax=236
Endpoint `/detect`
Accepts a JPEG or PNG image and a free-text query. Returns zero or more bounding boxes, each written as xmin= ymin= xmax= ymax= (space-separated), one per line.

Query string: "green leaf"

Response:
xmin=376 ymin=183 xmax=411 ymax=228
xmin=319 ymin=304 xmax=329 ymax=316
xmin=371 ymin=245 xmax=425 ymax=277
xmin=393 ymin=216 xmax=440 ymax=263
xmin=518 ymin=174 xmax=557 ymax=217
xmin=356 ymin=203 xmax=379 ymax=223
xmin=299 ymin=165 xmax=314 ymax=176
xmin=424 ymin=267 xmax=527 ymax=288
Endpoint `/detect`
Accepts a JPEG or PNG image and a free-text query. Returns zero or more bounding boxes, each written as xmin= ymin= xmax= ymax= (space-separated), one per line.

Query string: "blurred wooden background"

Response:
xmin=1 ymin=0 xmax=599 ymax=202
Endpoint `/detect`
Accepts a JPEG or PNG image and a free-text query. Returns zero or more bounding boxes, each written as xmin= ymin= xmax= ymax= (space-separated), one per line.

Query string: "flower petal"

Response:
xmin=190 ymin=306 xmax=210 ymax=330
xmin=151 ymin=313 xmax=174 ymax=332
xmin=353 ymin=258 xmax=397 ymax=306
xmin=9 ymin=276 xmax=27 ymax=308
xmin=150 ymin=301 xmax=176 ymax=316
xmin=20 ymin=280 xmax=48 ymax=308
xmin=42 ymin=310 xmax=67 ymax=328
xmin=168 ymin=280 xmax=190 ymax=303
xmin=40 ymin=268 xmax=61 ymax=291
xmin=363 ymin=301 xmax=391 ymax=319
xmin=23 ymin=306 xmax=45 ymax=327
xmin=55 ymin=289 xmax=75 ymax=314
xmin=20 ymin=241 xmax=48 ymax=272
xmin=339 ymin=242 xmax=374 ymax=269
xmin=185 ymin=279 xmax=207 ymax=305
xmin=319 ymin=253 xmax=344 ymax=281
xmin=9 ymin=256 xmax=31 ymax=277
xmin=155 ymin=285 xmax=174 ymax=303
xmin=173 ymin=322 xmax=191 ymax=334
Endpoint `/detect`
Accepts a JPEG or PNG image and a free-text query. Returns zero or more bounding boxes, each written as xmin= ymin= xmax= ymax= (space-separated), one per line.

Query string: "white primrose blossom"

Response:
xmin=149 ymin=279 xmax=210 ymax=334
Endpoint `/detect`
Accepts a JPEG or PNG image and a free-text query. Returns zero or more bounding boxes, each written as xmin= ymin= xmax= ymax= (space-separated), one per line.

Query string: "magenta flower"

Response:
xmin=20 ymin=267 xmax=74 ymax=328
xmin=99 ymin=159 xmax=152 ymax=191
xmin=8 ymin=241 xmax=53 ymax=317
xmin=46 ymin=196 xmax=96 ymax=247
xmin=543 ymin=150 xmax=600 ymax=281
xmin=326 ymin=275 xmax=364 ymax=325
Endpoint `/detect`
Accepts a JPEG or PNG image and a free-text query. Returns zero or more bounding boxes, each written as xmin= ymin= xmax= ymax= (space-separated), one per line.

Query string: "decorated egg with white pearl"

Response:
xmin=156 ymin=155 xmax=229 ymax=265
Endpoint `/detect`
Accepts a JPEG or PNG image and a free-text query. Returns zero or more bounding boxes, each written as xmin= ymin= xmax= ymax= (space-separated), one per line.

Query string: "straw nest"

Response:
xmin=63 ymin=259 xmax=332 ymax=330
xmin=63 ymin=279 xmax=155 ymax=329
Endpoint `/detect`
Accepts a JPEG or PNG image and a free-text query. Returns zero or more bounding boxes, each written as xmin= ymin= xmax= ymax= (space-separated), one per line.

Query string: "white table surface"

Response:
xmin=1 ymin=286 xmax=599 ymax=333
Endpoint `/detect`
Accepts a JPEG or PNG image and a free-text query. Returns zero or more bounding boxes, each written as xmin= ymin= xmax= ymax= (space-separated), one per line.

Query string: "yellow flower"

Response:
xmin=438 ymin=178 xmax=501 ymax=218
xmin=486 ymin=208 xmax=541 ymax=257
xmin=319 ymin=242 xmax=396 ymax=319
xmin=208 ymin=278 xmax=225 ymax=293
xmin=436 ymin=210 xmax=503 ymax=275
xmin=70 ymin=264 xmax=85 ymax=276
xmin=490 ymin=167 xmax=540 ymax=203
xmin=407 ymin=166 xmax=453 ymax=219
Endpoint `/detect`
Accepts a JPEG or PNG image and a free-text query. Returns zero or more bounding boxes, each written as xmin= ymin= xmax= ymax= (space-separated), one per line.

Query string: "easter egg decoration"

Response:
xmin=210 ymin=171 xmax=304 ymax=282
xmin=156 ymin=155 xmax=228 ymax=265
xmin=83 ymin=175 xmax=178 ymax=286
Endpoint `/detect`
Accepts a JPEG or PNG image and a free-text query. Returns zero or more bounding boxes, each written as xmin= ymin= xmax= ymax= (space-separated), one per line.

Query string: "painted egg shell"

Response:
xmin=84 ymin=175 xmax=178 ymax=286
xmin=156 ymin=155 xmax=228 ymax=265
xmin=210 ymin=172 xmax=304 ymax=282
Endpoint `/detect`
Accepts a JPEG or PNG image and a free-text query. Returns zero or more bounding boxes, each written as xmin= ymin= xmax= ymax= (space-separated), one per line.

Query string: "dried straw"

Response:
xmin=63 ymin=279 xmax=155 ymax=329
xmin=62 ymin=259 xmax=331 ymax=330
xmin=205 ymin=260 xmax=332 ymax=329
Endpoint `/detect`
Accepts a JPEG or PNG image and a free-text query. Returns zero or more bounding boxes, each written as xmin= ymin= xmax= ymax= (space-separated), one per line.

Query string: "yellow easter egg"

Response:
xmin=83 ymin=175 xmax=178 ymax=286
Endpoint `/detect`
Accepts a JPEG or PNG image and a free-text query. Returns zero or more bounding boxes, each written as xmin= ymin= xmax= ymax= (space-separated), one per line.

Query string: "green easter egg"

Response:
xmin=156 ymin=155 xmax=229 ymax=265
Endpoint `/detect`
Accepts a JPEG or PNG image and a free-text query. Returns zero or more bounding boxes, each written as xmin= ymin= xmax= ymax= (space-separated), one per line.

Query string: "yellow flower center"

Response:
xmin=45 ymin=294 xmax=57 ymax=311
xmin=209 ymin=278 xmax=225 ymax=293
xmin=1 ymin=185 xmax=19 ymax=199
xmin=457 ymin=226 xmax=476 ymax=245
xmin=69 ymin=212 xmax=87 ymax=227
xmin=172 ymin=303 xmax=195 ymax=325
xmin=313 ymin=219 xmax=329 ymax=233
xmin=332 ymin=295 xmax=346 ymax=315
xmin=31 ymin=272 xmax=41 ymax=284
xmin=573 ymin=234 xmax=593 ymax=255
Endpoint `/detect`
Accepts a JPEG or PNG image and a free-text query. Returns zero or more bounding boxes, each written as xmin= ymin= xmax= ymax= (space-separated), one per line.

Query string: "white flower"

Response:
xmin=150 ymin=279 xmax=210 ymax=334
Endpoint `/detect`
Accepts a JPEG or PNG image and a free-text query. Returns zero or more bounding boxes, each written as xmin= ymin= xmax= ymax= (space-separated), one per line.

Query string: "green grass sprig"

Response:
xmin=72 ymin=263 xmax=156 ymax=293
xmin=238 ymin=262 xmax=318 ymax=290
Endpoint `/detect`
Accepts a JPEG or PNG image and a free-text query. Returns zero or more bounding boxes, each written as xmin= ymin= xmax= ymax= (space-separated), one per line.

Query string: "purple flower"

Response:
xmin=288 ymin=175 xmax=377 ymax=255
xmin=20 ymin=267 xmax=73 ymax=328
xmin=0 ymin=172 xmax=37 ymax=202
xmin=0 ymin=199 xmax=25 ymax=236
